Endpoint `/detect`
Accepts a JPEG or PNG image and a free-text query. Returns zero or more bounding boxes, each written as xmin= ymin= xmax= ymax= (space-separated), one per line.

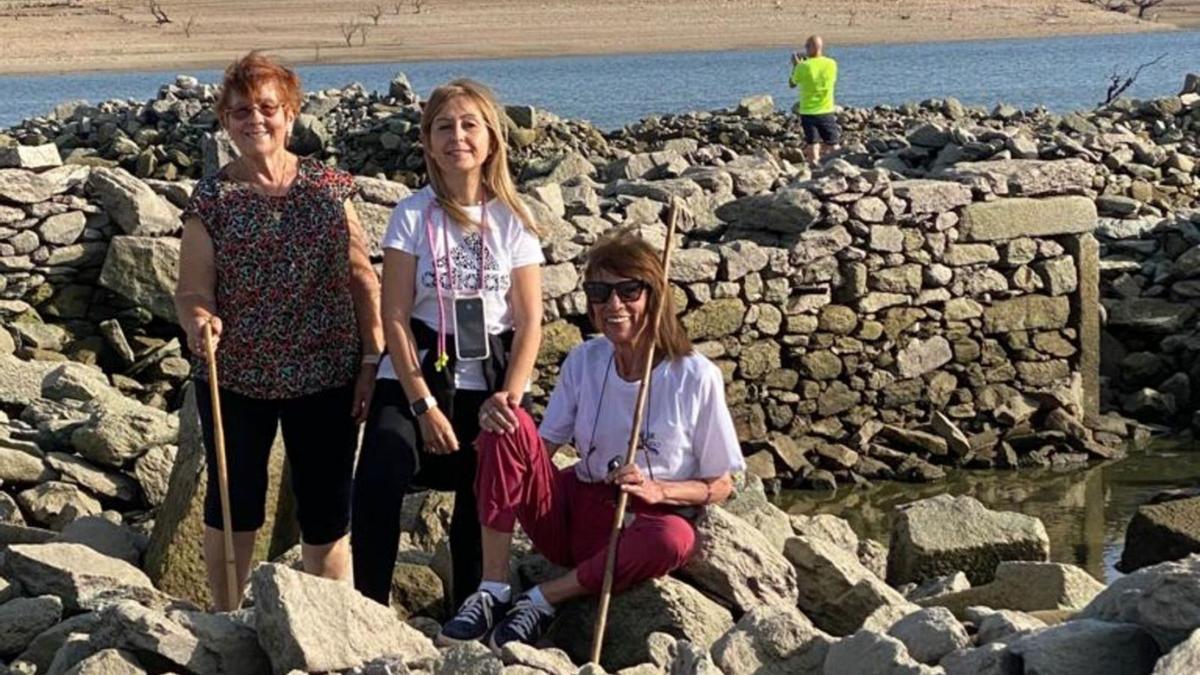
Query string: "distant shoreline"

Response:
xmin=0 ymin=0 xmax=1190 ymax=77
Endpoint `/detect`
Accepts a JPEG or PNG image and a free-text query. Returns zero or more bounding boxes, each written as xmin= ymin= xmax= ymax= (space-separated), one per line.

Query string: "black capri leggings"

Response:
xmin=351 ymin=379 xmax=494 ymax=608
xmin=194 ymin=381 xmax=357 ymax=546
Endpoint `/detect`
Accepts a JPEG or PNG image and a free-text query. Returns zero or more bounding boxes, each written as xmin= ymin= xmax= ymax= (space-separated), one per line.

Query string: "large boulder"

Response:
xmin=719 ymin=472 xmax=793 ymax=551
xmin=785 ymin=535 xmax=916 ymax=636
xmin=71 ymin=397 xmax=178 ymax=469
xmin=887 ymin=494 xmax=1050 ymax=586
xmin=0 ymin=354 xmax=65 ymax=407
xmin=15 ymin=613 xmax=102 ymax=674
xmin=939 ymin=643 xmax=1019 ymax=675
xmin=679 ymin=506 xmax=798 ymax=612
xmin=0 ymin=595 xmax=63 ymax=657
xmin=546 ymin=575 xmax=733 ymax=671
xmin=885 ymin=607 xmax=969 ymax=665
xmin=2 ymin=543 xmax=156 ymax=611
xmin=1120 ymin=496 xmax=1200 ymax=572
xmin=1154 ymin=628 xmax=1200 ymax=675
xmin=710 ymin=605 xmax=833 ymax=675
xmin=1078 ymin=554 xmax=1200 ymax=652
xmin=89 ymin=601 xmax=219 ymax=673
xmin=251 ymin=563 xmax=438 ymax=674
xmin=98 ymin=236 xmax=181 ymax=323
xmin=16 ymin=481 xmax=102 ymax=530
xmin=917 ymin=561 xmax=1104 ymax=616
xmin=823 ymin=630 xmax=941 ymax=675
xmin=1007 ymin=619 xmax=1161 ymax=675
xmin=61 ymin=649 xmax=146 ymax=675
xmin=87 ymin=167 xmax=180 ymax=235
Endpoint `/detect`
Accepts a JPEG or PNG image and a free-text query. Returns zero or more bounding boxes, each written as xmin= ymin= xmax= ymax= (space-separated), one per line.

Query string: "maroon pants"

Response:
xmin=475 ymin=408 xmax=696 ymax=593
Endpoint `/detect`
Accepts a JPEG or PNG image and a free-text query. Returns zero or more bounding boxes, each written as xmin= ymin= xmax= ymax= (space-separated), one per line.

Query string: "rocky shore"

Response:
xmin=0 ymin=72 xmax=1198 ymax=673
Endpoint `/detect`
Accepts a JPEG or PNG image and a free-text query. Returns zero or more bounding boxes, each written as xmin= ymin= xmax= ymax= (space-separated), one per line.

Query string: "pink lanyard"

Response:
xmin=422 ymin=194 xmax=489 ymax=371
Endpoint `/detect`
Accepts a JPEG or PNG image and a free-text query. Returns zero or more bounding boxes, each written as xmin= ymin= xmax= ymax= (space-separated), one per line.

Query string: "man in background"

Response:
xmin=788 ymin=35 xmax=840 ymax=164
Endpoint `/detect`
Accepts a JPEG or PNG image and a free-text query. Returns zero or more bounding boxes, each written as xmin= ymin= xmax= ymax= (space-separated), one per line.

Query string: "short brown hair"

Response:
xmin=215 ymin=51 xmax=302 ymax=119
xmin=585 ymin=228 xmax=693 ymax=361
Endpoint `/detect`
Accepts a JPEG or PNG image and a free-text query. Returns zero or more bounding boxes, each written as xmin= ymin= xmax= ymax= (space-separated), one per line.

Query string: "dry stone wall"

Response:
xmin=0 ymin=134 xmax=1111 ymax=501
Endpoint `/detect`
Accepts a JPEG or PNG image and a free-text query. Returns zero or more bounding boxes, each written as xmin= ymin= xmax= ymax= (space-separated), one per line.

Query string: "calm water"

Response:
xmin=0 ymin=31 xmax=1196 ymax=130
xmin=780 ymin=439 xmax=1200 ymax=583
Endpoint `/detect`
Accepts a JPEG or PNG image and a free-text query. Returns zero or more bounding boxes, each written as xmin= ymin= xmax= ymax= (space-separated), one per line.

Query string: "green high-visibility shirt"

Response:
xmin=790 ymin=55 xmax=838 ymax=115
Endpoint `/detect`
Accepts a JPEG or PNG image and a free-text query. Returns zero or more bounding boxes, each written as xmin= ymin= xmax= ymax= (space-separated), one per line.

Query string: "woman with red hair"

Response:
xmin=174 ymin=52 xmax=384 ymax=609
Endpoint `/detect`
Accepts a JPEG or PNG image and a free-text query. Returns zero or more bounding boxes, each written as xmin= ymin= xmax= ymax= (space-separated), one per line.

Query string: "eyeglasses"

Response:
xmin=583 ymin=279 xmax=649 ymax=305
xmin=227 ymin=102 xmax=283 ymax=120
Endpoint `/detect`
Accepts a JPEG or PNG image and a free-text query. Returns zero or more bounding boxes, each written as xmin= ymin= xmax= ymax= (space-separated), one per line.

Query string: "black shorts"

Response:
xmin=195 ymin=381 xmax=357 ymax=545
xmin=801 ymin=113 xmax=841 ymax=145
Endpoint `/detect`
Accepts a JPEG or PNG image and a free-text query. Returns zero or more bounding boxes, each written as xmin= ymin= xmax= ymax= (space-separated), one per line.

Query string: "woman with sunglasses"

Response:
xmin=351 ymin=79 xmax=544 ymax=616
xmin=437 ymin=229 xmax=743 ymax=652
xmin=175 ymin=52 xmax=384 ymax=609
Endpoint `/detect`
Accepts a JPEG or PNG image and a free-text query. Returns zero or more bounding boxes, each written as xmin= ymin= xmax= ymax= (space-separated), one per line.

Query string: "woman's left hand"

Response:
xmin=608 ymin=463 xmax=666 ymax=505
xmin=479 ymin=391 xmax=520 ymax=434
xmin=351 ymin=363 xmax=376 ymax=424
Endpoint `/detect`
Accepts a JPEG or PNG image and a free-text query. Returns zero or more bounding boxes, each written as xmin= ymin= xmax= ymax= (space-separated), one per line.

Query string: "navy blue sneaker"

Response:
xmin=436 ymin=590 xmax=510 ymax=646
xmin=487 ymin=593 xmax=554 ymax=652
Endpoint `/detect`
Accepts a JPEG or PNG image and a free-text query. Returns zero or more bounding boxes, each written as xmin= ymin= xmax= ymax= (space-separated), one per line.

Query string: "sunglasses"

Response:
xmin=583 ymin=279 xmax=649 ymax=305
xmin=227 ymin=102 xmax=283 ymax=121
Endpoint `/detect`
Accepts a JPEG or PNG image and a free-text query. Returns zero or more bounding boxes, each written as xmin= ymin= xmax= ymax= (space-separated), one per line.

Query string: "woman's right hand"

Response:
xmin=185 ymin=313 xmax=224 ymax=358
xmin=418 ymin=407 xmax=460 ymax=454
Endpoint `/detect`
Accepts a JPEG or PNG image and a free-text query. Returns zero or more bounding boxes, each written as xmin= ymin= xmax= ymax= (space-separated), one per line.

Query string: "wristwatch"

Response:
xmin=410 ymin=396 xmax=437 ymax=417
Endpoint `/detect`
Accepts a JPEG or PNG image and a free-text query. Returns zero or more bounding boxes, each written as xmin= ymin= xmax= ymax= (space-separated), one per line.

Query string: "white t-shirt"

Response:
xmin=378 ymin=186 xmax=544 ymax=390
xmin=540 ymin=337 xmax=745 ymax=484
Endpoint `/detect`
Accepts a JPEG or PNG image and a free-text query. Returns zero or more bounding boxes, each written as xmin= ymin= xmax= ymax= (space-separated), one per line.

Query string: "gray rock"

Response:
xmin=133 ymin=444 xmax=177 ymax=508
xmin=435 ymin=641 xmax=502 ymax=674
xmin=1154 ymin=627 xmax=1200 ymax=675
xmin=885 ymin=607 xmax=969 ymax=665
xmin=1079 ymin=554 xmax=1200 ymax=652
xmin=893 ymin=180 xmax=972 ymax=214
xmin=719 ymin=473 xmax=793 ymax=551
xmin=547 ymin=575 xmax=733 ymax=671
xmin=785 ymin=535 xmax=916 ymax=636
xmin=46 ymin=453 xmax=138 ymax=502
xmin=1007 ymin=619 xmax=1161 ymax=675
xmin=167 ymin=608 xmax=269 ymax=675
xmin=15 ymin=612 xmax=101 ymax=674
xmin=499 ymin=641 xmax=576 ymax=675
xmin=16 ymin=481 xmax=102 ymax=530
xmin=56 ymin=516 xmax=142 ymax=565
xmin=38 ymin=211 xmax=87 ymax=245
xmin=0 ymin=355 xmax=66 ymax=407
xmin=789 ymin=513 xmax=860 ymax=555
xmin=938 ymin=643 xmax=1018 ymax=675
xmin=0 ymin=169 xmax=58 ymax=204
xmin=896 ymin=336 xmax=952 ymax=379
xmin=669 ymin=248 xmax=721 ymax=283
xmin=710 ymin=604 xmax=832 ymax=675
xmin=0 ymin=596 xmax=63 ymax=657
xmin=251 ymin=563 xmax=438 ymax=674
xmin=0 ymin=444 xmax=55 ymax=484
xmin=0 ymin=144 xmax=62 ymax=170
xmin=87 ymin=168 xmax=180 ymax=235
xmin=97 ymin=236 xmax=180 ymax=323
xmin=888 ymin=495 xmax=1049 ymax=586
xmin=2 ymin=543 xmax=156 ymax=611
xmin=1120 ymin=495 xmax=1200 ymax=573
xmin=679 ymin=506 xmax=798 ymax=613
xmin=975 ymin=609 xmax=1047 ymax=645
xmin=62 ymin=649 xmax=146 ymax=675
xmin=823 ymin=630 xmax=941 ymax=675
xmin=918 ymin=561 xmax=1103 ymax=616
xmin=41 ymin=362 xmax=117 ymax=402
xmin=0 ymin=492 xmax=25 ymax=525
xmin=71 ymin=397 xmax=178 ymax=468
xmin=89 ymin=601 xmax=218 ymax=673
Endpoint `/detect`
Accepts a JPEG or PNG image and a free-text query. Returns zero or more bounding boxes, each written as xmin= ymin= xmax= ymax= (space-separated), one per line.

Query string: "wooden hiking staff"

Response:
xmin=589 ymin=199 xmax=682 ymax=665
xmin=202 ymin=322 xmax=239 ymax=611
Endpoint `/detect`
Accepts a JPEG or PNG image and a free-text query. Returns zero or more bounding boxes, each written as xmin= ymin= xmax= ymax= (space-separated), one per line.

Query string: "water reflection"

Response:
xmin=776 ymin=440 xmax=1200 ymax=582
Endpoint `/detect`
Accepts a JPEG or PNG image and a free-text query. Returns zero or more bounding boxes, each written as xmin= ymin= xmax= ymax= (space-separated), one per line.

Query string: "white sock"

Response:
xmin=479 ymin=580 xmax=512 ymax=603
xmin=526 ymin=585 xmax=556 ymax=616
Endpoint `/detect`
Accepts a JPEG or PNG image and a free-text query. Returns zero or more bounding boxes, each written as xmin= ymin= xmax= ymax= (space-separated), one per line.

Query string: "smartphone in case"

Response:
xmin=453 ymin=295 xmax=490 ymax=361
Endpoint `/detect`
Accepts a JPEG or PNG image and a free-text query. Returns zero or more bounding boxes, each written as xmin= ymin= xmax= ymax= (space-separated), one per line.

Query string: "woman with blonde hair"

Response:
xmin=175 ymin=51 xmax=384 ymax=609
xmin=351 ymin=79 xmax=544 ymax=615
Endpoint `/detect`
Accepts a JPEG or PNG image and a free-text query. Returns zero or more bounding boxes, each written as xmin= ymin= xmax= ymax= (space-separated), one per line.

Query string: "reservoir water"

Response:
xmin=1 ymin=30 xmax=1196 ymax=129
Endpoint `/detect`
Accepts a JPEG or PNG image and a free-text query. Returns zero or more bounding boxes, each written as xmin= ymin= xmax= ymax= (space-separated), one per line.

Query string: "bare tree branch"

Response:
xmin=412 ymin=0 xmax=425 ymax=13
xmin=183 ymin=14 xmax=196 ymax=37
xmin=1131 ymin=0 xmax=1165 ymax=19
xmin=148 ymin=0 xmax=171 ymax=24
xmin=339 ymin=19 xmax=360 ymax=47
xmin=1101 ymin=52 xmax=1166 ymax=106
xmin=366 ymin=4 xmax=383 ymax=24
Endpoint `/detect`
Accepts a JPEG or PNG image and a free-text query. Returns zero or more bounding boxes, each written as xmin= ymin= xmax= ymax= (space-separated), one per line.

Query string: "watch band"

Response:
xmin=410 ymin=395 xmax=437 ymax=417
xmin=361 ymin=353 xmax=382 ymax=366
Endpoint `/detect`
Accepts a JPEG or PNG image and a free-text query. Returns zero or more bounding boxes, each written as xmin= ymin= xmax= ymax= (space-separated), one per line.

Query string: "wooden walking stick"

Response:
xmin=589 ymin=199 xmax=682 ymax=665
xmin=202 ymin=322 xmax=240 ymax=611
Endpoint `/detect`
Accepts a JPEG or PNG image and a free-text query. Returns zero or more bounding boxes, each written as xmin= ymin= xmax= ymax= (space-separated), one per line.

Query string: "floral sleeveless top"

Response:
xmin=182 ymin=158 xmax=361 ymax=399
